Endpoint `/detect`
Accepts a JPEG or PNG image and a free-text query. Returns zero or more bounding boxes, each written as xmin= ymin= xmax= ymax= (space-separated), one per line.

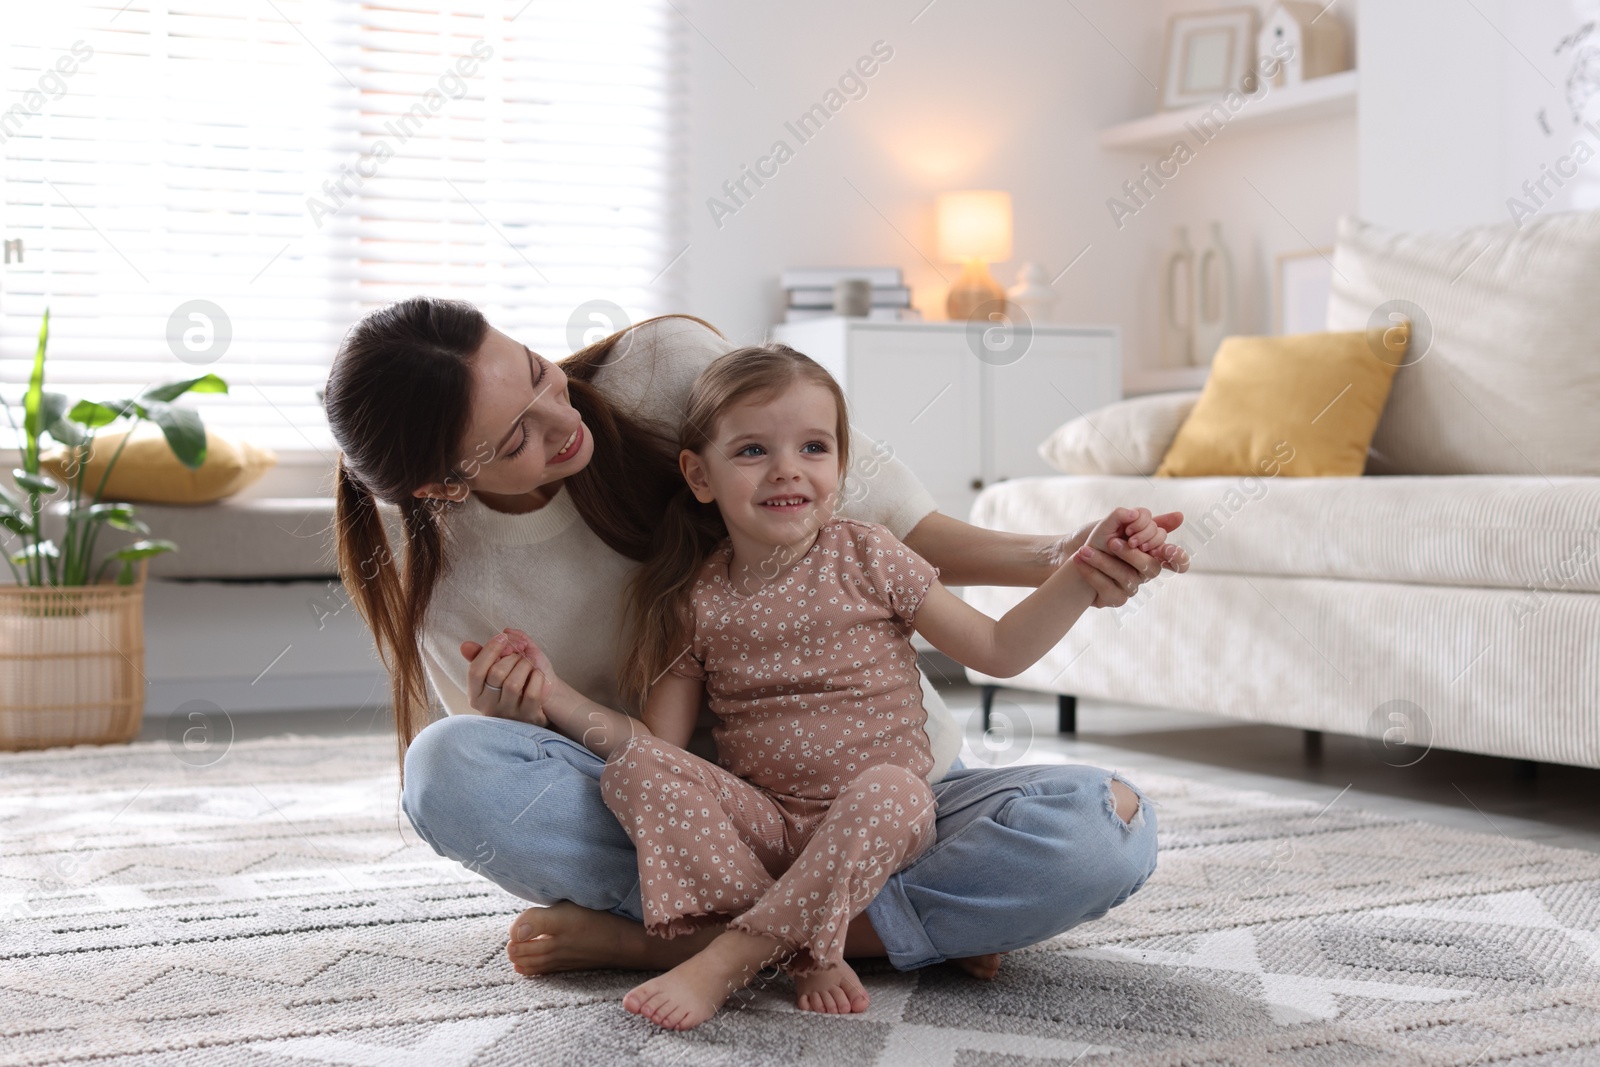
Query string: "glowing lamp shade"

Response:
xmin=936 ymin=190 xmax=1013 ymax=263
xmin=936 ymin=190 xmax=1012 ymax=320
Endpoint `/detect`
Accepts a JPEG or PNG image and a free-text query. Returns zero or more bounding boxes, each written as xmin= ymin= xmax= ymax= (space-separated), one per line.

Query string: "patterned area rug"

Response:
xmin=3 ymin=734 xmax=1599 ymax=1066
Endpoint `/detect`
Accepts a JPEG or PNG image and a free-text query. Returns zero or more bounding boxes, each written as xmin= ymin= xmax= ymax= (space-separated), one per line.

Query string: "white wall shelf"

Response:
xmin=1099 ymin=70 xmax=1358 ymax=152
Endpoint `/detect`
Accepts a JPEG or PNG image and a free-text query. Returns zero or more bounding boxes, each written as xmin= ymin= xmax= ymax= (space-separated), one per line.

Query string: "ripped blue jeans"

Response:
xmin=401 ymin=714 xmax=1158 ymax=969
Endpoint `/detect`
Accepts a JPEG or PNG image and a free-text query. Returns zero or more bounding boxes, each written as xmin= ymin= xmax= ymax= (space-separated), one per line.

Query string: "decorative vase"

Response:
xmin=1191 ymin=221 xmax=1235 ymax=366
xmin=1006 ymin=262 xmax=1056 ymax=322
xmin=1160 ymin=227 xmax=1195 ymax=368
xmin=945 ymin=259 xmax=1008 ymax=321
xmin=0 ymin=560 xmax=148 ymax=750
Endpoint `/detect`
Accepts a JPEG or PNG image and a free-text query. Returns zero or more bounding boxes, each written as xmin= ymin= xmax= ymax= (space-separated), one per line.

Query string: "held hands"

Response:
xmin=1069 ymin=507 xmax=1189 ymax=608
xmin=460 ymin=628 xmax=648 ymax=758
xmin=940 ymin=507 xmax=1187 ymax=678
xmin=460 ymin=627 xmax=556 ymax=726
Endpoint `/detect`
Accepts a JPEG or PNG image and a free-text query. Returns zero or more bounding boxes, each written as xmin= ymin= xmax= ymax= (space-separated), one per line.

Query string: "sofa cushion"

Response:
xmin=971 ymin=474 xmax=1600 ymax=595
xmin=1154 ymin=332 xmax=1398 ymax=478
xmin=1038 ymin=391 xmax=1200 ymax=476
xmin=40 ymin=426 xmax=277 ymax=504
xmin=1326 ymin=211 xmax=1600 ymax=476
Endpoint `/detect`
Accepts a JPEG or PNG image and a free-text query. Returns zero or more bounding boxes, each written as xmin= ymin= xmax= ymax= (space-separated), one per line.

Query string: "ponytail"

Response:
xmin=334 ymin=456 xmax=448 ymax=778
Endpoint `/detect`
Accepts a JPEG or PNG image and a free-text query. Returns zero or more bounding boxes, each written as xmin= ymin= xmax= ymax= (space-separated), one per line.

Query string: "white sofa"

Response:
xmin=963 ymin=211 xmax=1600 ymax=770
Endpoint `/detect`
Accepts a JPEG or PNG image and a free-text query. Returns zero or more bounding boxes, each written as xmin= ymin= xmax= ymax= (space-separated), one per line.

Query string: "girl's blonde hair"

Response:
xmin=617 ymin=344 xmax=851 ymax=710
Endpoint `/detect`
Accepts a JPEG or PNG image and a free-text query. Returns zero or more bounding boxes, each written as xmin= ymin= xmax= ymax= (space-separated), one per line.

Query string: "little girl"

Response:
xmin=499 ymin=344 xmax=1180 ymax=1031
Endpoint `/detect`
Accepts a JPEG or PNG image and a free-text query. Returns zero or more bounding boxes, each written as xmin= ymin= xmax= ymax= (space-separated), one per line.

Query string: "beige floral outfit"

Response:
xmin=601 ymin=518 xmax=942 ymax=972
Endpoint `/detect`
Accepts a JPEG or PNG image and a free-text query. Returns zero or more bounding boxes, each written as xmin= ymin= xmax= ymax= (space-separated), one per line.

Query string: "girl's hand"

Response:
xmin=459 ymin=627 xmax=553 ymax=726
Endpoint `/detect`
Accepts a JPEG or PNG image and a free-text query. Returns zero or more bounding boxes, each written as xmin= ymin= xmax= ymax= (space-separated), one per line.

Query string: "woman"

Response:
xmin=323 ymin=297 xmax=1183 ymax=980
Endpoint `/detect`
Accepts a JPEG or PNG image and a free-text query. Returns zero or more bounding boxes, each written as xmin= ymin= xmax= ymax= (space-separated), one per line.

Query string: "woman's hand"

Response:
xmin=459 ymin=627 xmax=552 ymax=726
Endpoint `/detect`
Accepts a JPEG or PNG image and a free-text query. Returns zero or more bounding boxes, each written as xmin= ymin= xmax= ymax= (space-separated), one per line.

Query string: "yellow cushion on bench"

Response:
xmin=41 ymin=426 xmax=277 ymax=504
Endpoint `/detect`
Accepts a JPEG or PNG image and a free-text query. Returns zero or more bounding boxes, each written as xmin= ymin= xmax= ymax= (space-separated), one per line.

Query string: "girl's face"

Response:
xmin=680 ymin=379 xmax=843 ymax=545
xmin=411 ymin=326 xmax=595 ymax=503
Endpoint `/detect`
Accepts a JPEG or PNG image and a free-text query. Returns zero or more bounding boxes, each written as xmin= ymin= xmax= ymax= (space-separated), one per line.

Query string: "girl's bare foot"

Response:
xmin=622 ymin=928 xmax=784 ymax=1031
xmin=506 ymin=902 xmax=720 ymax=975
xmin=952 ymin=952 xmax=1005 ymax=980
xmin=792 ymin=958 xmax=871 ymax=1014
xmin=507 ymin=903 xmax=890 ymax=977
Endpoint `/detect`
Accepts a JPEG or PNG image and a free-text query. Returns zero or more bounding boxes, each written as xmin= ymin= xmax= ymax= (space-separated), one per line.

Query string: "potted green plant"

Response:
xmin=0 ymin=309 xmax=228 ymax=749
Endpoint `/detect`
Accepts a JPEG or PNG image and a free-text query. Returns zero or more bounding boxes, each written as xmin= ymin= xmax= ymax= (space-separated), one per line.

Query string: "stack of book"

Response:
xmin=781 ymin=267 xmax=922 ymax=323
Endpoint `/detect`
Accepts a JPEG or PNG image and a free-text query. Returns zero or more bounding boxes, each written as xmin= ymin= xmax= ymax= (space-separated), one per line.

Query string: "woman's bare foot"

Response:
xmin=506 ymin=902 xmax=721 ymax=976
xmin=622 ymin=928 xmax=784 ymax=1031
xmin=792 ymin=958 xmax=871 ymax=1014
xmin=952 ymin=952 xmax=1005 ymax=980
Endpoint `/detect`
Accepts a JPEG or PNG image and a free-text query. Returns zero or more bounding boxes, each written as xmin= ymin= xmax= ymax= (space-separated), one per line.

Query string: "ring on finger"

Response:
xmin=484 ymin=683 xmax=503 ymax=692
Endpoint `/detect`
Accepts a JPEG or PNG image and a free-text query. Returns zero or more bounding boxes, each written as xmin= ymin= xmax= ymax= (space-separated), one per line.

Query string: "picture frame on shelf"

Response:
xmin=1158 ymin=8 xmax=1260 ymax=111
xmin=1274 ymin=246 xmax=1335 ymax=335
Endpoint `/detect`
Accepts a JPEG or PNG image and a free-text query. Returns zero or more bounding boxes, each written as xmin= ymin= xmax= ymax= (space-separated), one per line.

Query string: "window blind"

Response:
xmin=0 ymin=0 xmax=685 ymax=458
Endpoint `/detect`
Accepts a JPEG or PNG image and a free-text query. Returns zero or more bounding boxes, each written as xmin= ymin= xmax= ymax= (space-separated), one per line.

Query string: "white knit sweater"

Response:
xmin=418 ymin=317 xmax=961 ymax=780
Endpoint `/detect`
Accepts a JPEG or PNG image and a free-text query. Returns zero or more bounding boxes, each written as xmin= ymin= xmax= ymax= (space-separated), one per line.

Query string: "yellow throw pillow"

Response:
xmin=1155 ymin=331 xmax=1401 ymax=478
xmin=40 ymin=426 xmax=277 ymax=504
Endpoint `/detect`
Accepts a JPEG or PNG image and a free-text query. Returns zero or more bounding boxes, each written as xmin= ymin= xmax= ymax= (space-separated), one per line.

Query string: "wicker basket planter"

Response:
xmin=0 ymin=559 xmax=148 ymax=750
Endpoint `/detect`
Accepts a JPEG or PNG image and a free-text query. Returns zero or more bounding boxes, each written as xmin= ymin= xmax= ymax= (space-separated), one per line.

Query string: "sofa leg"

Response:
xmin=1304 ymin=729 xmax=1323 ymax=763
xmin=979 ymin=685 xmax=998 ymax=732
xmin=1058 ymin=694 xmax=1077 ymax=735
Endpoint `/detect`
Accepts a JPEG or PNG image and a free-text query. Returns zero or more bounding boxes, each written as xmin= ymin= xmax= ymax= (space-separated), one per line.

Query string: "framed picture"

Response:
xmin=1158 ymin=8 xmax=1259 ymax=111
xmin=1274 ymin=247 xmax=1335 ymax=335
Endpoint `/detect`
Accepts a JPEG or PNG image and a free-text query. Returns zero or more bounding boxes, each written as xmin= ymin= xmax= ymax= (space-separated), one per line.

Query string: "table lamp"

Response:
xmin=937 ymin=190 xmax=1012 ymax=320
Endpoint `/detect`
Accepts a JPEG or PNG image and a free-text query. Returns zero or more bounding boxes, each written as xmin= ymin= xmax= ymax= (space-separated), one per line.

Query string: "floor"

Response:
xmin=936 ymin=688 xmax=1600 ymax=857
xmin=38 ymin=720 xmax=1600 ymax=1065
xmin=140 ymin=676 xmax=1600 ymax=856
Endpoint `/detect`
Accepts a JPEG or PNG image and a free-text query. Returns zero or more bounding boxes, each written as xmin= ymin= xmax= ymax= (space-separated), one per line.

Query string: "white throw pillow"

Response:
xmin=1326 ymin=211 xmax=1600 ymax=476
xmin=1037 ymin=391 xmax=1201 ymax=476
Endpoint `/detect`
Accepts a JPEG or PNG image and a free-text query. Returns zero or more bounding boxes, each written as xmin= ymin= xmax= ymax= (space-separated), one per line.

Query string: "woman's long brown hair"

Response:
xmin=616 ymin=344 xmax=849 ymax=711
xmin=323 ymin=296 xmax=705 ymax=779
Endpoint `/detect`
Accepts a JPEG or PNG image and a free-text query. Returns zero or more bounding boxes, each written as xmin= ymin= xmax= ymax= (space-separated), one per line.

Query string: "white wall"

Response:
xmin=1360 ymin=0 xmax=1600 ymax=229
xmin=682 ymin=0 xmax=1157 ymax=350
xmin=681 ymin=0 xmax=1362 ymax=372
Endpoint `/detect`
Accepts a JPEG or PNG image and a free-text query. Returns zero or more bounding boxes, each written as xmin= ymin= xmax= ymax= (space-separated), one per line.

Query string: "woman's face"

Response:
xmin=411 ymin=326 xmax=595 ymax=504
